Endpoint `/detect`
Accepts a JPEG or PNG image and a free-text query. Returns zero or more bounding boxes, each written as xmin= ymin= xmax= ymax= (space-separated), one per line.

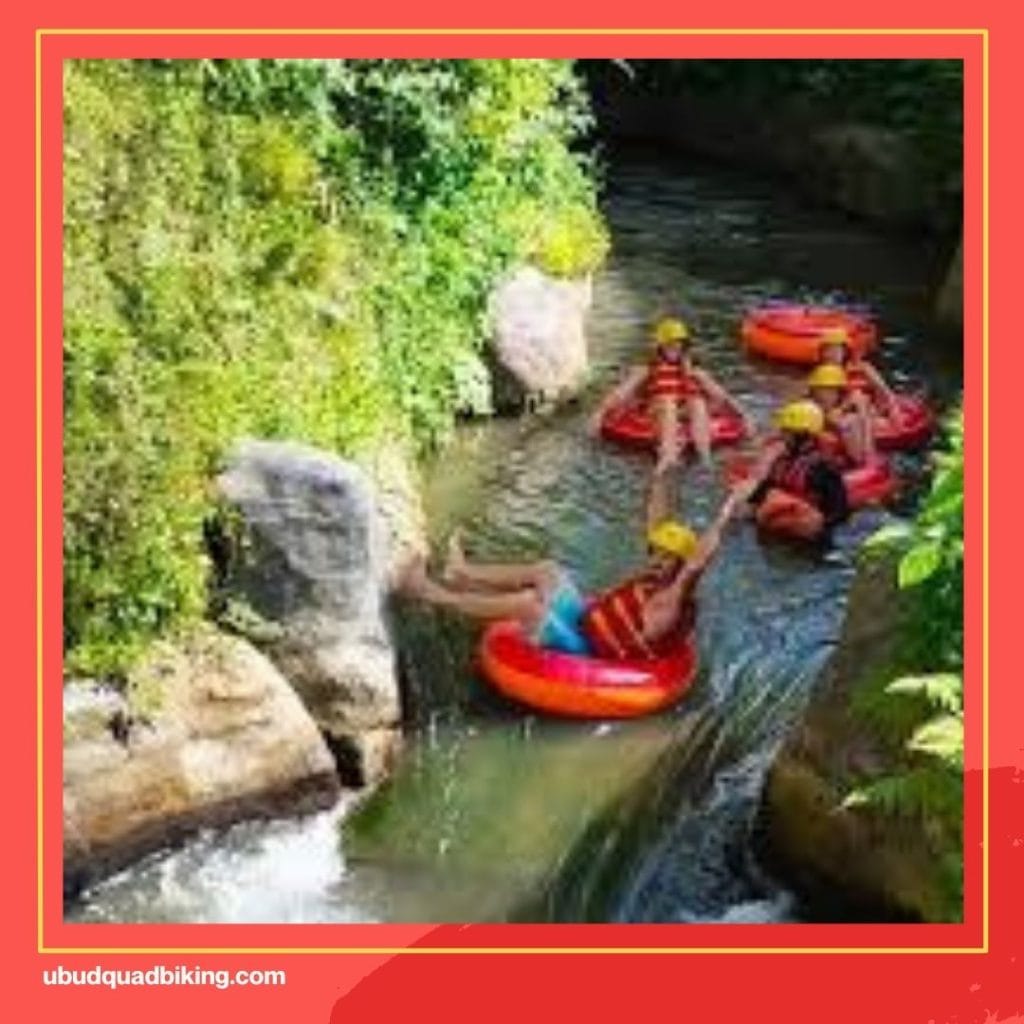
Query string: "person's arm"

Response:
xmin=731 ymin=439 xmax=785 ymax=508
xmin=693 ymin=367 xmax=751 ymax=425
xmin=588 ymin=365 xmax=648 ymax=434
xmin=640 ymin=491 xmax=738 ymax=641
xmin=858 ymin=361 xmax=893 ymax=398
xmin=641 ymin=564 xmax=696 ymax=644
xmin=856 ymin=361 xmax=900 ymax=417
xmin=830 ymin=410 xmax=871 ymax=465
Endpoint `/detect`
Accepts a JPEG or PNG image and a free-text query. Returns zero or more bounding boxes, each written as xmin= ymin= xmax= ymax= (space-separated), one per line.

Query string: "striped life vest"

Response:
xmin=582 ymin=572 xmax=696 ymax=661
xmin=646 ymin=352 xmax=698 ymax=401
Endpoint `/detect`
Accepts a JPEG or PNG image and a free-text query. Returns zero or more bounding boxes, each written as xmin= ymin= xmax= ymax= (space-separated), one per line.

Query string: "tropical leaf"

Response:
xmin=863 ymin=521 xmax=912 ymax=551
xmin=885 ymin=673 xmax=962 ymax=713
xmin=907 ymin=714 xmax=964 ymax=768
xmin=898 ymin=540 xmax=943 ymax=588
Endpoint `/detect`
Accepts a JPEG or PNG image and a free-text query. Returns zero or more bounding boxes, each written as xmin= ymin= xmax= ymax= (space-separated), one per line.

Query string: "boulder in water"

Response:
xmin=63 ymin=631 xmax=339 ymax=897
xmin=215 ymin=440 xmax=403 ymax=785
xmin=489 ymin=266 xmax=592 ymax=412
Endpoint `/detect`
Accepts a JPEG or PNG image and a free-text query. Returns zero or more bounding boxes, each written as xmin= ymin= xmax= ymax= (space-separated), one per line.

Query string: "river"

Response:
xmin=67 ymin=146 xmax=960 ymax=925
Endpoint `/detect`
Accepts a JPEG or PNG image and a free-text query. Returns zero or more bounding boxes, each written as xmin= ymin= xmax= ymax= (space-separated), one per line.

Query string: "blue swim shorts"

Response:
xmin=534 ymin=572 xmax=594 ymax=656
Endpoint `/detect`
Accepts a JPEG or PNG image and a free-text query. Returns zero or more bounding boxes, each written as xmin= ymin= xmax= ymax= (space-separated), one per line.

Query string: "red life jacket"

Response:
xmin=646 ymin=352 xmax=698 ymax=401
xmin=768 ymin=446 xmax=827 ymax=502
xmin=582 ymin=570 xmax=696 ymax=661
xmin=845 ymin=363 xmax=872 ymax=392
xmin=816 ymin=429 xmax=850 ymax=468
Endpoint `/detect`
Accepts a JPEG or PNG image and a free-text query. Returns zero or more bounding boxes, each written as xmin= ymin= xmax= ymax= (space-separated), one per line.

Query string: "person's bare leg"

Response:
xmin=850 ymin=393 xmax=877 ymax=459
xmin=859 ymin=406 xmax=877 ymax=458
xmin=686 ymin=394 xmax=713 ymax=467
xmin=441 ymin=529 xmax=560 ymax=594
xmin=653 ymin=396 xmax=682 ymax=475
xmin=400 ymin=555 xmax=545 ymax=626
xmin=646 ymin=462 xmax=679 ymax=531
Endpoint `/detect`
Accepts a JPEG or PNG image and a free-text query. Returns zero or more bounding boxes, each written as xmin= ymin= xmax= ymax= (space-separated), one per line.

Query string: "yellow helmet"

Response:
xmin=807 ymin=364 xmax=849 ymax=390
xmin=819 ymin=327 xmax=850 ymax=350
xmin=775 ymin=400 xmax=825 ymax=435
xmin=647 ymin=519 xmax=698 ymax=560
xmin=652 ymin=318 xmax=690 ymax=347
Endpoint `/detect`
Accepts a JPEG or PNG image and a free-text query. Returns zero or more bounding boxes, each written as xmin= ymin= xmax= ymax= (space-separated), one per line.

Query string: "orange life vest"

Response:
xmin=582 ymin=571 xmax=695 ymax=661
xmin=646 ymin=352 xmax=698 ymax=401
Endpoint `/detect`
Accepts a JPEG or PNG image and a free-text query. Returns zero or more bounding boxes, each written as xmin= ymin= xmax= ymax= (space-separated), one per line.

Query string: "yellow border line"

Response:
xmin=37 ymin=28 xmax=987 ymax=34
xmin=37 ymin=28 xmax=983 ymax=954
xmin=42 ymin=945 xmax=987 ymax=955
xmin=981 ymin=25 xmax=989 ymax=954
xmin=35 ymin=25 xmax=45 ymax=955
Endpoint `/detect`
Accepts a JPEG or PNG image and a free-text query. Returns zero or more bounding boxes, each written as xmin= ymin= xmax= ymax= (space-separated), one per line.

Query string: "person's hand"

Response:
xmin=740 ymin=411 xmax=757 ymax=438
xmin=729 ymin=477 xmax=758 ymax=507
xmin=654 ymin=445 xmax=680 ymax=476
xmin=587 ymin=408 xmax=607 ymax=437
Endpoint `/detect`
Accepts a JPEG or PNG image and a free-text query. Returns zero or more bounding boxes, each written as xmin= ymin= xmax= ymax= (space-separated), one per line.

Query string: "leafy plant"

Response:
xmin=846 ymin=403 xmax=964 ymax=917
xmin=63 ymin=59 xmax=608 ymax=677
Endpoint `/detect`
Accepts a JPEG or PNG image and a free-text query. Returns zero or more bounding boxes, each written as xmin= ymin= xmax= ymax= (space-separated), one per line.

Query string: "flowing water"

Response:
xmin=68 ymin=147 xmax=961 ymax=925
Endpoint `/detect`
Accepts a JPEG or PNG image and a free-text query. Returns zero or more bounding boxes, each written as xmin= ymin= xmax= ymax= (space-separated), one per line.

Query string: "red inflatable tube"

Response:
xmin=478 ymin=620 xmax=698 ymax=719
xmin=872 ymin=394 xmax=935 ymax=451
xmin=842 ymin=457 xmax=900 ymax=507
xmin=741 ymin=305 xmax=878 ymax=365
xmin=599 ymin=400 xmax=747 ymax=453
xmin=725 ymin=452 xmax=898 ymax=510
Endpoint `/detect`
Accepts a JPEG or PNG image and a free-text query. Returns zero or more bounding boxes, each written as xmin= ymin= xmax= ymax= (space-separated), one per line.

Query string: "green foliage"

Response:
xmin=64 ymin=59 xmax=607 ymax=677
xmin=848 ymin=403 xmax=964 ymax=918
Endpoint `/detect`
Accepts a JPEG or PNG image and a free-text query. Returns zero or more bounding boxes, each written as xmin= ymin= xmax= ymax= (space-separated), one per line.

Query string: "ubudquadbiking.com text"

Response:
xmin=42 ymin=965 xmax=286 ymax=990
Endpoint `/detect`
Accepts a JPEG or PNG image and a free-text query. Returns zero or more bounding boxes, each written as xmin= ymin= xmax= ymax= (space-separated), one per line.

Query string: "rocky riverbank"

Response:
xmin=63 ymin=266 xmax=593 ymax=896
xmin=753 ymin=552 xmax=960 ymax=922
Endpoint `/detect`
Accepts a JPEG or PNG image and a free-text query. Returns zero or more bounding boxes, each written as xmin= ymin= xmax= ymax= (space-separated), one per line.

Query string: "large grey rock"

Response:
xmin=63 ymin=632 xmax=339 ymax=895
xmin=216 ymin=440 xmax=402 ymax=785
xmin=489 ymin=266 xmax=592 ymax=411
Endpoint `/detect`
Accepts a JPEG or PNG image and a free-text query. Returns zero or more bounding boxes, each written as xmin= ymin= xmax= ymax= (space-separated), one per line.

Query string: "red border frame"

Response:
xmin=2 ymin=4 xmax=1016 ymax=1021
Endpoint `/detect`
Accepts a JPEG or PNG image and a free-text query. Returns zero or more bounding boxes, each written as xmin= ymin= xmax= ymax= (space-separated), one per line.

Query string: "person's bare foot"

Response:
xmin=395 ymin=553 xmax=429 ymax=597
xmin=441 ymin=528 xmax=467 ymax=585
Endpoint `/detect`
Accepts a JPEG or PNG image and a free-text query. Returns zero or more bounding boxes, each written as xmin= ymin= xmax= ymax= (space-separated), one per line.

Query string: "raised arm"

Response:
xmin=640 ymin=490 xmax=739 ymax=642
xmin=688 ymin=487 xmax=743 ymax=575
xmin=731 ymin=439 xmax=785 ymax=506
xmin=858 ymin=360 xmax=895 ymax=398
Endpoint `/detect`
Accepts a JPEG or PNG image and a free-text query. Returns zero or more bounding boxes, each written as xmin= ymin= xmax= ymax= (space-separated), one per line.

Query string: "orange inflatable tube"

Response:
xmin=741 ymin=305 xmax=878 ymax=365
xmin=478 ymin=620 xmax=698 ymax=719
